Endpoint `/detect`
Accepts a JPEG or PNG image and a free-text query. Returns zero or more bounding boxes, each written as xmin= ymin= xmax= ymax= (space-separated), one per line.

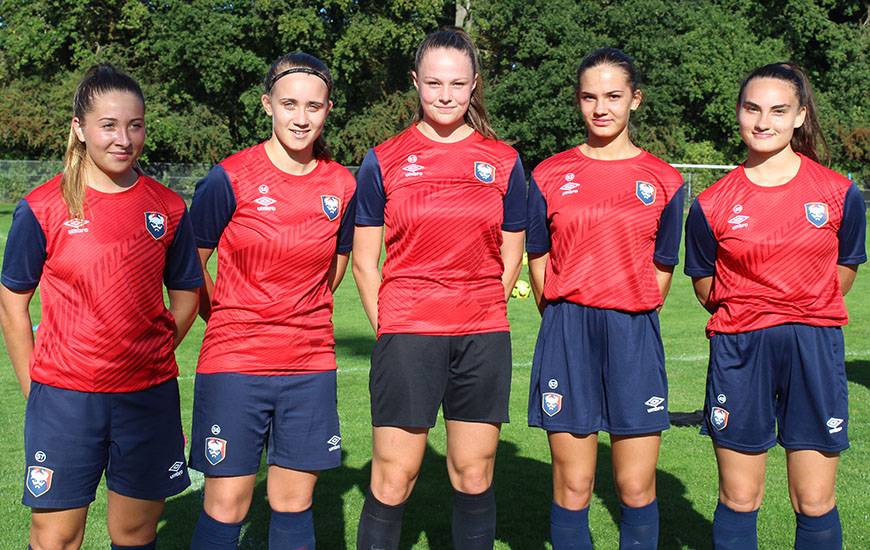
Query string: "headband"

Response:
xmin=268 ymin=67 xmax=332 ymax=93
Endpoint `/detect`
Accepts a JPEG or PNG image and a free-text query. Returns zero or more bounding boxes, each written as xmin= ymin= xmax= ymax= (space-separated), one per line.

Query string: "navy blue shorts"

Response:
xmin=528 ymin=302 xmax=669 ymax=435
xmin=23 ymin=379 xmax=189 ymax=509
xmin=702 ymin=324 xmax=849 ymax=453
xmin=189 ymin=371 xmax=341 ymax=475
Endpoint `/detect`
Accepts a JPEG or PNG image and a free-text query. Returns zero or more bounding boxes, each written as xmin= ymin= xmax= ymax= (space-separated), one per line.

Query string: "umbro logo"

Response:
xmin=403 ymin=155 xmax=424 ymax=177
xmin=255 ymin=196 xmax=277 ymax=212
xmin=327 ymin=435 xmax=341 ymax=452
xmin=63 ymin=218 xmax=90 ymax=235
xmin=826 ymin=417 xmax=844 ymax=434
xmin=560 ymin=182 xmax=580 ymax=195
xmin=645 ymin=396 xmax=665 ymax=413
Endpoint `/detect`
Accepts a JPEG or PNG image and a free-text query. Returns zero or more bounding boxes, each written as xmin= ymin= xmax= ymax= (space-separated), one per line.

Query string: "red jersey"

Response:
xmin=684 ymin=154 xmax=867 ymax=335
xmin=190 ymin=143 xmax=357 ymax=375
xmin=355 ymin=125 xmax=526 ymax=337
xmin=0 ymin=174 xmax=202 ymax=392
xmin=526 ymin=148 xmax=685 ymax=311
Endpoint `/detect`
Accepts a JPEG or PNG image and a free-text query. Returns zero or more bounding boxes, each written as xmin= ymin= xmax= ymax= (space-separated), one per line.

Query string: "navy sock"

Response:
xmin=550 ymin=501 xmax=592 ymax=550
xmin=356 ymin=489 xmax=406 ymax=550
xmin=795 ymin=506 xmax=841 ymax=550
xmin=110 ymin=541 xmax=156 ymax=550
xmin=191 ymin=510 xmax=244 ymax=550
xmin=619 ymin=499 xmax=659 ymax=549
xmin=452 ymin=485 xmax=497 ymax=550
xmin=712 ymin=502 xmax=758 ymax=550
xmin=269 ymin=508 xmax=315 ymax=550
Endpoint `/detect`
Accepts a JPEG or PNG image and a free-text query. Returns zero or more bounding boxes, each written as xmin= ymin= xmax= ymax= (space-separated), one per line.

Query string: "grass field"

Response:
xmin=0 ymin=202 xmax=867 ymax=549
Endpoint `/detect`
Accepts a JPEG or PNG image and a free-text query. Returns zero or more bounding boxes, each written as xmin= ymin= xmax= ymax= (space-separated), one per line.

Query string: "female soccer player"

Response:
xmin=353 ymin=27 xmax=526 ymax=550
xmin=187 ymin=52 xmax=356 ymax=550
xmin=0 ymin=64 xmax=201 ymax=550
xmin=685 ymin=63 xmax=865 ymax=550
xmin=525 ymin=48 xmax=685 ymax=549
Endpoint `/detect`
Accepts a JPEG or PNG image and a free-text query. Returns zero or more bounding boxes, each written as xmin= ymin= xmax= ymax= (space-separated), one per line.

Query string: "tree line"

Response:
xmin=1 ymin=0 xmax=867 ymax=181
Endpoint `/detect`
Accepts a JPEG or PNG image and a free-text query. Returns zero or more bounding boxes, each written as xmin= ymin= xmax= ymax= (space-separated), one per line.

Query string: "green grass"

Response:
xmin=0 ymin=202 xmax=867 ymax=548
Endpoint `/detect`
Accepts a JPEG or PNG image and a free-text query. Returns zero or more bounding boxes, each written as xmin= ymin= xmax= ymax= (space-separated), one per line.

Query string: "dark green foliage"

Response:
xmin=0 ymin=0 xmax=866 ymax=181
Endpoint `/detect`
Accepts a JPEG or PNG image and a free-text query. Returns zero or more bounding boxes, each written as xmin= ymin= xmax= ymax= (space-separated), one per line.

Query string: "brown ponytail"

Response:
xmin=737 ymin=62 xmax=829 ymax=165
xmin=412 ymin=27 xmax=497 ymax=140
xmin=61 ymin=64 xmax=145 ymax=219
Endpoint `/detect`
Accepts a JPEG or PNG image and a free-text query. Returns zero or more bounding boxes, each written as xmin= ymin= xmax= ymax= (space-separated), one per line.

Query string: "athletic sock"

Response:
xmin=356 ymin=488 xmax=406 ymax=550
xmin=451 ymin=485 xmax=497 ymax=550
xmin=190 ymin=509 xmax=244 ymax=550
xmin=712 ymin=501 xmax=758 ymax=550
xmin=619 ymin=499 xmax=659 ymax=549
xmin=269 ymin=507 xmax=315 ymax=550
xmin=550 ymin=501 xmax=593 ymax=549
xmin=110 ymin=541 xmax=156 ymax=550
xmin=795 ymin=506 xmax=842 ymax=550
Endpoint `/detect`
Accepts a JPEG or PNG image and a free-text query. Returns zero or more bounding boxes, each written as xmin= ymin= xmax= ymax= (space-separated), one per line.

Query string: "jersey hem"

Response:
xmin=195 ymin=366 xmax=338 ymax=376
xmin=377 ymin=328 xmax=511 ymax=338
xmin=194 ymin=238 xmax=219 ymax=249
xmin=336 ymin=245 xmax=352 ymax=254
xmin=1 ymin=275 xmax=38 ymax=292
xmin=502 ymin=222 xmax=526 ymax=232
xmin=837 ymin=255 xmax=867 ymax=265
xmin=165 ymin=277 xmax=204 ymax=290
xmin=355 ymin=216 xmax=384 ymax=226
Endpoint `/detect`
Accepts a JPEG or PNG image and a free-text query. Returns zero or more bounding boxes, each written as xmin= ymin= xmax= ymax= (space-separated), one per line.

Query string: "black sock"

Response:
xmin=452 ymin=485 xmax=496 ymax=550
xmin=356 ymin=489 xmax=406 ymax=550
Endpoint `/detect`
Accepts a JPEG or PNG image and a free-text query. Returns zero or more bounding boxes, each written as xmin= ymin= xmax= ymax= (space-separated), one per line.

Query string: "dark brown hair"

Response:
xmin=412 ymin=27 xmax=496 ymax=139
xmin=264 ymin=52 xmax=333 ymax=160
xmin=62 ymin=64 xmax=144 ymax=219
xmin=737 ymin=62 xmax=829 ymax=164
xmin=576 ymin=47 xmax=640 ymax=92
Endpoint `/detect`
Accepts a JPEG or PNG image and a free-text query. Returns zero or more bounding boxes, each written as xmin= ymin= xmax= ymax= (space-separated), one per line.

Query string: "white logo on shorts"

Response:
xmin=168 ymin=461 xmax=185 ymax=479
xmin=826 ymin=418 xmax=844 ymax=434
xmin=548 ymin=379 xmax=559 ymax=390
xmin=645 ymin=396 xmax=665 ymax=413
xmin=34 ymin=451 xmax=46 ymax=463
xmin=211 ymin=424 xmax=221 ymax=435
xmin=717 ymin=394 xmax=727 ymax=404
xmin=327 ymin=435 xmax=341 ymax=452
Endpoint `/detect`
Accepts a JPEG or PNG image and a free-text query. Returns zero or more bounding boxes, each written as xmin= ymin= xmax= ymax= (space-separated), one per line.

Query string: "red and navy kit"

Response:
xmin=1 ymin=174 xmax=202 ymax=392
xmin=684 ymin=154 xmax=867 ymax=335
xmin=355 ymin=125 xmax=526 ymax=336
xmin=190 ymin=143 xmax=357 ymax=375
xmin=526 ymin=148 xmax=685 ymax=311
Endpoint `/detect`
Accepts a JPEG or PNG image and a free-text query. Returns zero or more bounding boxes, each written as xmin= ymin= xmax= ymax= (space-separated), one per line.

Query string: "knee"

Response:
xmin=792 ymin=494 xmax=836 ymax=517
xmin=108 ymin=521 xmax=157 ymax=547
xmin=204 ymin=492 xmax=252 ymax=524
xmin=30 ymin=530 xmax=85 ymax=550
xmin=615 ymin=478 xmax=656 ymax=508
xmin=554 ymin=473 xmax=595 ymax=510
xmin=449 ymin=463 xmax=493 ymax=495
xmin=371 ymin=467 xmax=418 ymax=505
xmin=268 ymin=489 xmax=314 ymax=513
xmin=720 ymin=486 xmax=764 ymax=513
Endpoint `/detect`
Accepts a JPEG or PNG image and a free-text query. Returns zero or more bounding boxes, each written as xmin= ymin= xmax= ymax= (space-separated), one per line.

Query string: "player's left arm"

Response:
xmin=164 ymin=208 xmax=204 ymax=347
xmin=502 ymin=155 xmax=528 ymax=301
xmin=653 ymin=183 xmax=686 ymax=310
xmin=836 ymin=183 xmax=867 ymax=296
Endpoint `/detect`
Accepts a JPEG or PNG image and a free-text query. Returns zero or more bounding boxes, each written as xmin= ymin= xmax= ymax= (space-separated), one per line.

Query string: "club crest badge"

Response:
xmin=321 ymin=195 xmax=341 ymax=221
xmin=474 ymin=162 xmax=496 ymax=184
xmin=710 ymin=407 xmax=729 ymax=431
xmin=804 ymin=202 xmax=828 ymax=228
xmin=205 ymin=437 xmax=227 ymax=466
xmin=26 ymin=466 xmax=53 ymax=498
xmin=144 ymin=212 xmax=167 ymax=240
xmin=542 ymin=392 xmax=563 ymax=417
xmin=636 ymin=181 xmax=656 ymax=206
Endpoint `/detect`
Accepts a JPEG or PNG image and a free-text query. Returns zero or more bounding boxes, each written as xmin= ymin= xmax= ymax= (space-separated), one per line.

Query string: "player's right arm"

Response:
xmin=352 ymin=150 xmax=387 ymax=333
xmin=189 ymin=165 xmax=237 ymax=322
xmin=528 ymin=253 xmax=549 ymax=315
xmin=526 ymin=175 xmax=550 ymax=315
xmin=0 ymin=199 xmax=47 ymax=399
xmin=684 ymin=199 xmax=718 ymax=314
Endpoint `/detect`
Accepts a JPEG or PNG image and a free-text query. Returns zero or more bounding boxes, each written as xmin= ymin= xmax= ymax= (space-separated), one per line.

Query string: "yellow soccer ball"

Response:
xmin=514 ymin=279 xmax=531 ymax=299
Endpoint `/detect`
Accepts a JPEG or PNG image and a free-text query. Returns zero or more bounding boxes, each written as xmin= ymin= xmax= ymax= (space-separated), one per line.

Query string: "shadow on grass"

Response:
xmin=846 ymin=360 xmax=870 ymax=391
xmin=335 ymin=333 xmax=376 ymax=359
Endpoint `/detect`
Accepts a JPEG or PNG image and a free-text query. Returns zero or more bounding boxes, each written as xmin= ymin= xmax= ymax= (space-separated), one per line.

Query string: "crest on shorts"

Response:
xmin=474 ymin=162 xmax=496 ymax=184
xmin=710 ymin=407 xmax=729 ymax=431
xmin=321 ymin=195 xmax=341 ymax=221
xmin=636 ymin=181 xmax=656 ymax=206
xmin=144 ymin=211 xmax=167 ymax=240
xmin=542 ymin=392 xmax=563 ymax=417
xmin=804 ymin=202 xmax=828 ymax=228
xmin=205 ymin=437 xmax=227 ymax=466
xmin=26 ymin=466 xmax=53 ymax=498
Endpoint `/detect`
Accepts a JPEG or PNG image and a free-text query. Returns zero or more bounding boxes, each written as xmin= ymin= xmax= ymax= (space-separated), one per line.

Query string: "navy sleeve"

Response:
xmin=1 ymin=200 xmax=46 ymax=291
xmin=355 ymin=149 xmax=385 ymax=226
xmin=502 ymin=155 xmax=527 ymax=231
xmin=653 ymin=184 xmax=686 ymax=266
xmin=336 ymin=191 xmax=357 ymax=253
xmin=837 ymin=183 xmax=867 ymax=265
xmin=189 ymin=165 xmax=236 ymax=248
xmin=164 ymin=208 xmax=204 ymax=289
xmin=684 ymin=199 xmax=718 ymax=277
xmin=525 ymin=175 xmax=550 ymax=254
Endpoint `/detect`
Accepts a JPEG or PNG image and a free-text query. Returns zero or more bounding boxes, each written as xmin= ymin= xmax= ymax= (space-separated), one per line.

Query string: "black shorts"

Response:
xmin=370 ymin=332 xmax=512 ymax=428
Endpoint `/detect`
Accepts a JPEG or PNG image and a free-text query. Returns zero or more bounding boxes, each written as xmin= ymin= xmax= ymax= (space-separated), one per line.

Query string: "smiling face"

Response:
xmin=577 ymin=64 xmax=641 ymax=144
xmin=737 ymin=77 xmax=806 ymax=157
xmin=72 ymin=90 xmax=145 ymax=183
xmin=412 ymin=47 xmax=477 ymax=134
xmin=262 ymin=70 xmax=332 ymax=157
